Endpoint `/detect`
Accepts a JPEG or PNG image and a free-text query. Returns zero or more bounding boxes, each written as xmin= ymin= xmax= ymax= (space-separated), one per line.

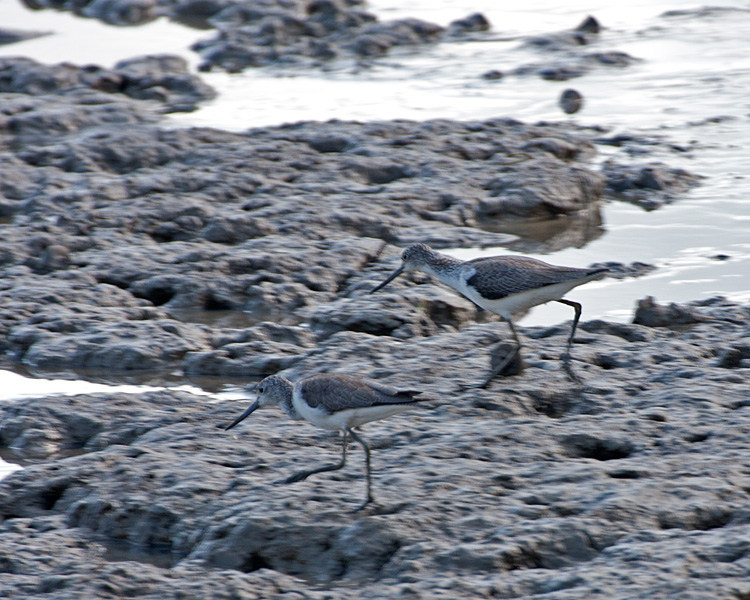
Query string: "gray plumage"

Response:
xmin=370 ymin=242 xmax=609 ymax=385
xmin=464 ymin=256 xmax=607 ymax=301
xmin=300 ymin=373 xmax=421 ymax=414
xmin=224 ymin=372 xmax=426 ymax=511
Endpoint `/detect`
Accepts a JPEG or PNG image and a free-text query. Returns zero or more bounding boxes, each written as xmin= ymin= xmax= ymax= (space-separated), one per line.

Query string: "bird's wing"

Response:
xmin=465 ymin=256 xmax=605 ymax=300
xmin=301 ymin=373 xmax=424 ymax=414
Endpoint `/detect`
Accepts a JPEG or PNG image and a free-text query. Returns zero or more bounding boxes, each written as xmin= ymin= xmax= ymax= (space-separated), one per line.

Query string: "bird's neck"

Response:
xmin=279 ymin=398 xmax=297 ymax=419
xmin=421 ymin=250 xmax=463 ymax=286
xmin=276 ymin=379 xmax=303 ymax=420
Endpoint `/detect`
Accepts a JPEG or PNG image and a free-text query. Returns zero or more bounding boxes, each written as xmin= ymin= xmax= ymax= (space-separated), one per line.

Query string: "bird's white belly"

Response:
xmin=293 ymin=394 xmax=412 ymax=431
xmin=293 ymin=398 xmax=410 ymax=430
xmin=459 ymin=279 xmax=588 ymax=318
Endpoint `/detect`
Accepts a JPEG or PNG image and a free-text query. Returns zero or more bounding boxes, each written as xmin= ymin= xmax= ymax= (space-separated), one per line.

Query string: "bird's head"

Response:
xmin=224 ymin=375 xmax=294 ymax=430
xmin=370 ymin=243 xmax=435 ymax=293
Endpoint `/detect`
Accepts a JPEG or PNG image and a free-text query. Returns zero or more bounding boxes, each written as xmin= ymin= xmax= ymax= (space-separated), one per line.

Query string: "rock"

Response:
xmin=538 ymin=65 xmax=587 ymax=81
xmin=521 ymin=137 xmax=582 ymax=160
xmin=448 ymin=13 xmax=490 ymax=35
xmin=0 ymin=28 xmax=51 ymax=45
xmin=308 ymin=285 xmax=479 ymax=339
xmin=559 ymin=88 xmax=584 ymax=114
xmin=200 ymin=216 xmax=276 ymax=243
xmin=602 ymin=161 xmax=704 ymax=209
xmin=113 ymin=55 xmax=217 ymax=112
xmin=193 ymin=6 xmax=444 ymax=71
xmin=481 ymin=69 xmax=504 ymax=80
xmin=2 ymin=297 xmax=750 ymax=597
xmin=0 ymin=55 xmax=215 ymax=114
xmin=715 ymin=347 xmax=742 ymax=369
xmin=480 ymin=161 xmax=605 ymax=218
xmin=81 ymin=0 xmax=158 ymax=26
xmin=1 ymin=50 xmax=741 ymax=598
xmin=585 ymin=51 xmax=638 ymax=67
xmin=30 ymin=244 xmax=71 ymax=274
xmin=632 ymin=296 xmax=711 ymax=328
xmin=588 ymin=261 xmax=656 ymax=279
xmin=184 ymin=344 xmax=307 ymax=377
xmin=576 ymin=15 xmax=601 ymax=34
xmin=306 ymin=134 xmax=351 ymax=153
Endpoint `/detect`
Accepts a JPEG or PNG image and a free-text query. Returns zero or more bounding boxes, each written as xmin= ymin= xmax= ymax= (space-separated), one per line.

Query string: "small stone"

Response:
xmin=481 ymin=70 xmax=504 ymax=81
xmin=559 ymin=89 xmax=583 ymax=114
xmin=716 ymin=347 xmax=742 ymax=369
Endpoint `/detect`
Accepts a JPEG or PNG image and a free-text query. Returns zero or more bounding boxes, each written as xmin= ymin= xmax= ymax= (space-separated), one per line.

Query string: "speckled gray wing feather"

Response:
xmin=465 ymin=256 xmax=606 ymax=300
xmin=300 ymin=373 xmax=423 ymax=414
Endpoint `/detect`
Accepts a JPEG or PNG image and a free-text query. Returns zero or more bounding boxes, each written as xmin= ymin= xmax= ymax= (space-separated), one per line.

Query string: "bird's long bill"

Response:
xmin=224 ymin=400 xmax=259 ymax=431
xmin=370 ymin=265 xmax=404 ymax=294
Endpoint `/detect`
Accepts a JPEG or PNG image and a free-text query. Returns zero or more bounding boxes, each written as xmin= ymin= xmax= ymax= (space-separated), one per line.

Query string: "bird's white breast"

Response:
xmin=292 ymin=388 xmax=413 ymax=431
xmin=457 ymin=270 xmax=590 ymax=319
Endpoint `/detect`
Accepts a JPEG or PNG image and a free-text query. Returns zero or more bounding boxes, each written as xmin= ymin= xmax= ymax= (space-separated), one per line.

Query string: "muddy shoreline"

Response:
xmin=1 ymin=7 xmax=749 ymax=599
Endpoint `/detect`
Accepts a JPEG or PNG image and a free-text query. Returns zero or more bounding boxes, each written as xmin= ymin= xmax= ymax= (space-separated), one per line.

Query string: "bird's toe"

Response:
xmin=282 ymin=471 xmax=310 ymax=484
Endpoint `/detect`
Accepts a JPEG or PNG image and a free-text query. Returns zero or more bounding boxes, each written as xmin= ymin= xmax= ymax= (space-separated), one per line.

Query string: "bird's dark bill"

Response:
xmin=225 ymin=400 xmax=259 ymax=431
xmin=370 ymin=265 xmax=404 ymax=293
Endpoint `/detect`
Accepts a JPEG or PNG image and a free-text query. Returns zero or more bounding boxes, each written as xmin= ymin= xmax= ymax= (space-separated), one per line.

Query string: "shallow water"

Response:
xmin=0 ymin=1 xmax=748 ymax=449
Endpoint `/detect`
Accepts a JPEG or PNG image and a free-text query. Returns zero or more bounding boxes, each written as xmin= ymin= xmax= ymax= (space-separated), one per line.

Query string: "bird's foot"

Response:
xmin=358 ymin=501 xmax=411 ymax=516
xmin=350 ymin=495 xmax=376 ymax=514
xmin=281 ymin=471 xmax=311 ymax=484
xmin=458 ymin=380 xmax=484 ymax=392
xmin=562 ymin=355 xmax=581 ymax=384
xmin=459 ymin=365 xmax=515 ymax=390
xmin=487 ymin=342 xmax=524 ymax=381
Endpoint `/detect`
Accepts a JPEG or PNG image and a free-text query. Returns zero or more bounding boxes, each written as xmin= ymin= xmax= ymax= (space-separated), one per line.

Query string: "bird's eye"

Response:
xmin=258 ymin=386 xmax=265 ymax=393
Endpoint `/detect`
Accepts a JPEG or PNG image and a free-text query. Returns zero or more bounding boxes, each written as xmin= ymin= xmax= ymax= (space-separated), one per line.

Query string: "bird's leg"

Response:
xmin=346 ymin=428 xmax=375 ymax=512
xmin=283 ymin=430 xmax=348 ymax=484
xmin=479 ymin=318 xmax=521 ymax=388
xmin=557 ymin=298 xmax=582 ymax=382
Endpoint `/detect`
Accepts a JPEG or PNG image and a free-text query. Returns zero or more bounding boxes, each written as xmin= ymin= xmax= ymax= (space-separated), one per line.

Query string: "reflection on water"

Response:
xmin=478 ymin=205 xmax=605 ymax=254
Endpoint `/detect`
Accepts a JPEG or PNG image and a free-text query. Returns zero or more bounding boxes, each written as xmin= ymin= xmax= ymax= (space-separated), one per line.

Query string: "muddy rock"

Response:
xmin=632 ymin=295 xmax=713 ymax=328
xmin=0 ymin=27 xmax=51 ymax=45
xmin=559 ymin=88 xmax=584 ymax=114
xmin=447 ymin=12 xmax=490 ymax=36
xmin=0 ymin=55 xmax=701 ymax=380
xmin=589 ymin=261 xmax=656 ymax=279
xmin=479 ymin=160 xmax=605 ymax=218
xmin=22 ymin=0 xmax=159 ymax=25
xmin=2 ymin=299 xmax=750 ymax=598
xmin=511 ymin=16 xmax=641 ymax=82
xmin=515 ymin=49 xmax=640 ymax=82
xmin=184 ymin=322 xmax=316 ymax=377
xmin=0 ymin=9 xmax=739 ymax=598
xmin=602 ymin=160 xmax=704 ymax=209
xmin=193 ymin=10 xmax=447 ymax=71
xmin=0 ymin=55 xmax=215 ymax=112
xmin=307 ymin=284 xmax=481 ymax=340
xmin=0 ymin=269 xmax=212 ymax=371
xmin=113 ymin=54 xmax=217 ymax=112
